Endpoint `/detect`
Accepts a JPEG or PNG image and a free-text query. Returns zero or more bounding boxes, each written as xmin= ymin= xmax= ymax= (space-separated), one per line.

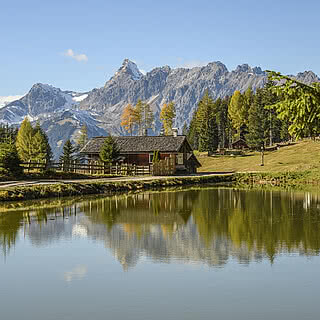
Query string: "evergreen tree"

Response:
xmin=196 ymin=90 xmax=219 ymax=152
xmin=215 ymin=97 xmax=232 ymax=149
xmin=160 ymin=102 xmax=176 ymax=135
xmin=99 ymin=136 xmax=120 ymax=164
xmin=59 ymin=140 xmax=75 ymax=170
xmin=0 ymin=138 xmax=22 ymax=176
xmin=246 ymin=89 xmax=269 ymax=149
xmin=187 ymin=111 xmax=199 ymax=150
xmin=34 ymin=122 xmax=52 ymax=162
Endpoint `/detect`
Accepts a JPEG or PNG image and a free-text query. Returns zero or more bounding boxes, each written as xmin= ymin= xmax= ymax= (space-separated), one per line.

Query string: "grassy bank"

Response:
xmin=234 ymin=171 xmax=320 ymax=188
xmin=198 ymin=140 xmax=320 ymax=173
xmin=0 ymin=174 xmax=234 ymax=202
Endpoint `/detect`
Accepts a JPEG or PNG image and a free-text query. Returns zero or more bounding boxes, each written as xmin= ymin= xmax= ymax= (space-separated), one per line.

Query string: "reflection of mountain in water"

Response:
xmin=1 ymin=188 xmax=320 ymax=269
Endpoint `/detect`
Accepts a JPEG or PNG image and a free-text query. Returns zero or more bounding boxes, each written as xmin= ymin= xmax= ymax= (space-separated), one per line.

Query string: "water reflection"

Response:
xmin=1 ymin=188 xmax=320 ymax=269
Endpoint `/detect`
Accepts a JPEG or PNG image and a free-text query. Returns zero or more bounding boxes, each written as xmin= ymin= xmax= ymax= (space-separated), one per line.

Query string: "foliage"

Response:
xmin=99 ymin=136 xmax=120 ymax=164
xmin=160 ymin=102 xmax=176 ymax=135
xmin=16 ymin=118 xmax=51 ymax=164
xmin=33 ymin=122 xmax=52 ymax=163
xmin=0 ymin=142 xmax=23 ymax=176
xmin=15 ymin=118 xmax=35 ymax=162
xmin=266 ymin=70 xmax=320 ymax=138
xmin=0 ymin=124 xmax=18 ymax=144
xmin=76 ymin=124 xmax=88 ymax=151
xmin=132 ymin=100 xmax=154 ymax=135
xmin=152 ymin=150 xmax=160 ymax=163
xmin=121 ymin=104 xmax=135 ymax=135
xmin=59 ymin=139 xmax=75 ymax=169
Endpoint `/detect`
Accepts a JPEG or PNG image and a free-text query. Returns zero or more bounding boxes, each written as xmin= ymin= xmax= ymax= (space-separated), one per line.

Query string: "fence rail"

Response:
xmin=19 ymin=160 xmax=153 ymax=176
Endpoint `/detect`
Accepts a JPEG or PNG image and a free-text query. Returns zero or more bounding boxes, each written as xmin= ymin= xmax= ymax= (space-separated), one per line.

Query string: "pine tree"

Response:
xmin=99 ymin=136 xmax=120 ymax=164
xmin=160 ymin=102 xmax=176 ymax=135
xmin=34 ymin=122 xmax=52 ymax=162
xmin=246 ymin=89 xmax=268 ymax=149
xmin=59 ymin=140 xmax=75 ymax=170
xmin=121 ymin=104 xmax=135 ymax=135
xmin=0 ymin=140 xmax=22 ymax=176
xmin=195 ymin=90 xmax=218 ymax=152
xmin=15 ymin=117 xmax=35 ymax=162
xmin=187 ymin=111 xmax=199 ymax=150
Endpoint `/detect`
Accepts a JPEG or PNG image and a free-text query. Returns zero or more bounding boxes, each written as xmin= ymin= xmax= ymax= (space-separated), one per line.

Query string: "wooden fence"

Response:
xmin=20 ymin=160 xmax=152 ymax=176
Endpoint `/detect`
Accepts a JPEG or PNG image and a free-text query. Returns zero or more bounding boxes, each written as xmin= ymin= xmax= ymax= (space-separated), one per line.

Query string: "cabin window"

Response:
xmin=177 ymin=153 xmax=184 ymax=165
xmin=149 ymin=153 xmax=154 ymax=163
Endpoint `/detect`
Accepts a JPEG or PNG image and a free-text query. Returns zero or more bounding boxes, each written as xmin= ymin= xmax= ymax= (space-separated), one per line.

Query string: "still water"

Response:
xmin=1 ymin=187 xmax=320 ymax=320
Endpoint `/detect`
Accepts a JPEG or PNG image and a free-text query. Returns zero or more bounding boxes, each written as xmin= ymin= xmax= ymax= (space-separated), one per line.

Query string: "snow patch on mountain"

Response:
xmin=0 ymin=95 xmax=24 ymax=109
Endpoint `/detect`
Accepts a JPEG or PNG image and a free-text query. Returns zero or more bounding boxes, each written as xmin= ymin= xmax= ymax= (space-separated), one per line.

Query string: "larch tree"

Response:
xmin=16 ymin=117 xmax=35 ymax=162
xmin=76 ymin=124 xmax=88 ymax=151
xmin=132 ymin=100 xmax=143 ymax=135
xmin=228 ymin=90 xmax=246 ymax=140
xmin=141 ymin=102 xmax=154 ymax=135
xmin=266 ymin=70 xmax=320 ymax=139
xmin=120 ymin=104 xmax=135 ymax=135
xmin=160 ymin=102 xmax=176 ymax=135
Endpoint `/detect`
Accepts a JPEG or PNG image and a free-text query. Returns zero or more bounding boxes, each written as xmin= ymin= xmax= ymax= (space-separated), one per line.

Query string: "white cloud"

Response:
xmin=64 ymin=265 xmax=88 ymax=282
xmin=63 ymin=49 xmax=88 ymax=62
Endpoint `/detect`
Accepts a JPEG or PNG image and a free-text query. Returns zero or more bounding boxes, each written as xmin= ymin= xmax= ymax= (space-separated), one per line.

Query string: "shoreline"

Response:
xmin=1 ymin=171 xmax=320 ymax=203
xmin=0 ymin=174 xmax=235 ymax=202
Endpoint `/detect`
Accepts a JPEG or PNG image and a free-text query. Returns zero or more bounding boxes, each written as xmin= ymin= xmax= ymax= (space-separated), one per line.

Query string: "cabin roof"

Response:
xmin=80 ymin=135 xmax=190 ymax=154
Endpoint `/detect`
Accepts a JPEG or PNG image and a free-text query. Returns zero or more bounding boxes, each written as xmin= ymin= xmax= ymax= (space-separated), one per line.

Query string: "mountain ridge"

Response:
xmin=1 ymin=59 xmax=319 ymax=158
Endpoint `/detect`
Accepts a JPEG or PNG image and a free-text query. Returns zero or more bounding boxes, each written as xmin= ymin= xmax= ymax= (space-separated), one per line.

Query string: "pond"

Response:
xmin=1 ymin=187 xmax=320 ymax=320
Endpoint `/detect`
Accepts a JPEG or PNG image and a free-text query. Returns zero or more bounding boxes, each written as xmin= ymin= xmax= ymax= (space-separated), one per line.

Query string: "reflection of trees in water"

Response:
xmin=2 ymin=189 xmax=320 ymax=268
xmin=80 ymin=189 xmax=320 ymax=268
xmin=0 ymin=205 xmax=80 ymax=257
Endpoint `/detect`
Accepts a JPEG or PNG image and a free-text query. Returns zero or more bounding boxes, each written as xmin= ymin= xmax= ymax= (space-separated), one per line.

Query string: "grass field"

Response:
xmin=198 ymin=139 xmax=320 ymax=174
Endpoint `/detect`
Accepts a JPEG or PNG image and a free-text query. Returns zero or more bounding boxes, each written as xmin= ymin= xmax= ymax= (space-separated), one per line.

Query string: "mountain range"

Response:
xmin=1 ymin=59 xmax=319 ymax=158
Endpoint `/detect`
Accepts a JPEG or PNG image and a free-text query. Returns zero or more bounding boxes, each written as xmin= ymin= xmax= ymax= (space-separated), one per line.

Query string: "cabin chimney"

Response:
xmin=172 ymin=128 xmax=178 ymax=137
xmin=160 ymin=127 xmax=165 ymax=136
xmin=143 ymin=128 xmax=148 ymax=136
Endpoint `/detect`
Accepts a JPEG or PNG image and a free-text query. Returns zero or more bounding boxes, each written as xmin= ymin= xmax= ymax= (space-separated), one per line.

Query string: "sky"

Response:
xmin=1 ymin=0 xmax=320 ymax=95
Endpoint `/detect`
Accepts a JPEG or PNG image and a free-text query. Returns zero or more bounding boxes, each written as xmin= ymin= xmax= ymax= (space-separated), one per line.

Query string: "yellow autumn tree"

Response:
xmin=120 ymin=103 xmax=135 ymax=135
xmin=228 ymin=90 xmax=245 ymax=138
xmin=160 ymin=102 xmax=176 ymax=135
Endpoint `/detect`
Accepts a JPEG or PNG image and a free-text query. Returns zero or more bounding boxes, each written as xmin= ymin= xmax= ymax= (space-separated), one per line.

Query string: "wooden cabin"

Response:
xmin=231 ymin=138 xmax=248 ymax=150
xmin=80 ymin=135 xmax=201 ymax=174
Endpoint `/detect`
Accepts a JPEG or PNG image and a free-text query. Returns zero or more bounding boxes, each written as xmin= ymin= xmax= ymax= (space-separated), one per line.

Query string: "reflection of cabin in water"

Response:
xmin=80 ymin=135 xmax=201 ymax=174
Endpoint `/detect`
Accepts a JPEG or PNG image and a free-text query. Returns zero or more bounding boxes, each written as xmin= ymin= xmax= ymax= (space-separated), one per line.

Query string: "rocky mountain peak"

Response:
xmin=113 ymin=59 xmax=143 ymax=81
xmin=295 ymin=71 xmax=320 ymax=83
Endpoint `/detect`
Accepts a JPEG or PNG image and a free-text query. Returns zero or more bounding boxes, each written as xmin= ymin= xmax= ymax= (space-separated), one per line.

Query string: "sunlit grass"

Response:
xmin=198 ymin=140 xmax=320 ymax=174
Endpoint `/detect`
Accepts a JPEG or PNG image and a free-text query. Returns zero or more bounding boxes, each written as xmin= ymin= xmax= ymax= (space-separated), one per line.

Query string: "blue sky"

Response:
xmin=1 ymin=0 xmax=319 ymax=95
